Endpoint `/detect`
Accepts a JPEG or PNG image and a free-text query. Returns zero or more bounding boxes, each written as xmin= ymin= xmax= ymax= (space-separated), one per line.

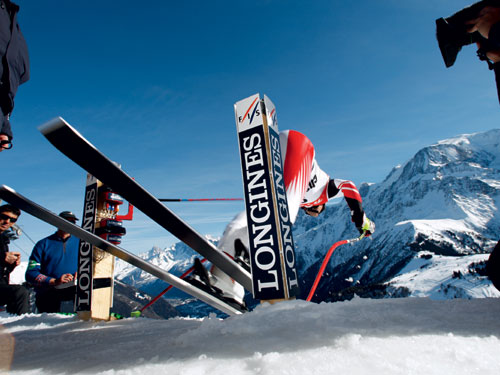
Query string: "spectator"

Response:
xmin=0 ymin=0 xmax=30 ymax=151
xmin=466 ymin=5 xmax=500 ymax=103
xmin=25 ymin=211 xmax=79 ymax=313
xmin=0 ymin=204 xmax=29 ymax=315
xmin=487 ymin=240 xmax=499 ymax=292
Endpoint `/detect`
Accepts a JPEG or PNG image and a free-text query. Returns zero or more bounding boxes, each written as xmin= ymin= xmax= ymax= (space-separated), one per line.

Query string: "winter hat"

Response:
xmin=59 ymin=211 xmax=79 ymax=222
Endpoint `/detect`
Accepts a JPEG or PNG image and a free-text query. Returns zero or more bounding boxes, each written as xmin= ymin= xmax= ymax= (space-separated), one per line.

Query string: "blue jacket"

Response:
xmin=25 ymin=233 xmax=79 ymax=289
xmin=0 ymin=0 xmax=30 ymax=140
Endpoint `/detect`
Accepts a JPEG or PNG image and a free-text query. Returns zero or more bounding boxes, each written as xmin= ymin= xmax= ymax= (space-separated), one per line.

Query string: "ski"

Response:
xmin=39 ymin=117 xmax=252 ymax=292
xmin=0 ymin=185 xmax=245 ymax=316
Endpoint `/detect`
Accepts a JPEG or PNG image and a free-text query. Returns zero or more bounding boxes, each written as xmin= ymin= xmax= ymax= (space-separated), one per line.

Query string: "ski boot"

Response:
xmin=187 ymin=258 xmax=248 ymax=312
xmin=187 ymin=258 xmax=220 ymax=295
xmin=234 ymin=238 xmax=251 ymax=272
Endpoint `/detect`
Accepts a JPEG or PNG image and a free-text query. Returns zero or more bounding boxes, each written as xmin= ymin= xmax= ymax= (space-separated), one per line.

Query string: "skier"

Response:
xmin=191 ymin=130 xmax=375 ymax=308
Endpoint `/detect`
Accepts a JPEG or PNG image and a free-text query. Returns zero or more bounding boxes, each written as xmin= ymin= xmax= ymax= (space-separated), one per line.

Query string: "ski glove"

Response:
xmin=357 ymin=214 xmax=375 ymax=237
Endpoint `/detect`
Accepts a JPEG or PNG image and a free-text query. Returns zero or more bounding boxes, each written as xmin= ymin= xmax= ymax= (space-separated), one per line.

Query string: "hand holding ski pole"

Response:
xmin=306 ymin=233 xmax=366 ymax=302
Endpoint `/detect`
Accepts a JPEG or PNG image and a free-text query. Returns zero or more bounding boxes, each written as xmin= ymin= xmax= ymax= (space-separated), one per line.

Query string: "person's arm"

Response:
xmin=328 ymin=179 xmax=375 ymax=236
xmin=25 ymin=242 xmax=53 ymax=287
xmin=488 ymin=22 xmax=500 ymax=102
xmin=25 ymin=241 xmax=74 ymax=287
xmin=328 ymin=179 xmax=363 ymax=223
xmin=467 ymin=8 xmax=500 ymax=102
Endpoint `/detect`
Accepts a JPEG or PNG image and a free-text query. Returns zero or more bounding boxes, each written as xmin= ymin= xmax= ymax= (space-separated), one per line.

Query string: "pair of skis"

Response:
xmin=0 ymin=185 xmax=243 ymax=315
xmin=1 ymin=117 xmax=251 ymax=316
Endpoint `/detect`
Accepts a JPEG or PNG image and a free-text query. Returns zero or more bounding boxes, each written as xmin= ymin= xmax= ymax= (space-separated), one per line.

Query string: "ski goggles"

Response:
xmin=0 ymin=213 xmax=18 ymax=223
xmin=303 ymin=204 xmax=325 ymax=216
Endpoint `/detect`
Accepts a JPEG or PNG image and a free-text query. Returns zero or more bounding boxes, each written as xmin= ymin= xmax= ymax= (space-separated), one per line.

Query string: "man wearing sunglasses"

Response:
xmin=0 ymin=204 xmax=29 ymax=315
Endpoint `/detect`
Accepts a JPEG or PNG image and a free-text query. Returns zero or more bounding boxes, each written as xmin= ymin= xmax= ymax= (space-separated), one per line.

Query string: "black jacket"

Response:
xmin=0 ymin=0 xmax=30 ymax=140
xmin=489 ymin=22 xmax=500 ymax=104
xmin=0 ymin=233 xmax=15 ymax=285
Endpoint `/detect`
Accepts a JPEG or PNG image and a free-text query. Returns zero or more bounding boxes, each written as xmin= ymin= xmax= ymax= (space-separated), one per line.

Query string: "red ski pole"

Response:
xmin=159 ymin=198 xmax=243 ymax=202
xmin=134 ymin=258 xmax=208 ymax=315
xmin=306 ymin=234 xmax=365 ymax=302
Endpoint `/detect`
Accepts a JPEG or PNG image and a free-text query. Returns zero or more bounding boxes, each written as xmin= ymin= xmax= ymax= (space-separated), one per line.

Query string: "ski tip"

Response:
xmin=38 ymin=117 xmax=94 ymax=150
xmin=38 ymin=117 xmax=70 ymax=135
xmin=0 ymin=185 xmax=14 ymax=194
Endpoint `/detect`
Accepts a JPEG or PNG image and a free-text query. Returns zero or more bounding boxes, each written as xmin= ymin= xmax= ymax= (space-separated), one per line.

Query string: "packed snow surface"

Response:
xmin=1 ymin=297 xmax=499 ymax=374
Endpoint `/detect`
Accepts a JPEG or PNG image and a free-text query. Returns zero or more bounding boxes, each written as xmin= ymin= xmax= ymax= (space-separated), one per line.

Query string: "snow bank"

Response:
xmin=1 ymin=297 xmax=499 ymax=374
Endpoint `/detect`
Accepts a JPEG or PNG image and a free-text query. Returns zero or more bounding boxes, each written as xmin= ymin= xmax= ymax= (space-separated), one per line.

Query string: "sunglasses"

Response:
xmin=0 ymin=213 xmax=18 ymax=223
xmin=0 ymin=140 xmax=12 ymax=149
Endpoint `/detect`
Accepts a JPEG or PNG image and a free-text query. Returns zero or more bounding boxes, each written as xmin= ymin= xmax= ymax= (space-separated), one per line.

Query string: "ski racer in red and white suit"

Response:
xmin=211 ymin=130 xmax=375 ymax=306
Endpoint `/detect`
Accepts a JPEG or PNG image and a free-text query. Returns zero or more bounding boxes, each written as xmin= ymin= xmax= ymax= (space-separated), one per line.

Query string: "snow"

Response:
xmin=1 ymin=297 xmax=499 ymax=374
xmin=9 ymin=261 xmax=27 ymax=284
xmin=388 ymin=252 xmax=500 ymax=299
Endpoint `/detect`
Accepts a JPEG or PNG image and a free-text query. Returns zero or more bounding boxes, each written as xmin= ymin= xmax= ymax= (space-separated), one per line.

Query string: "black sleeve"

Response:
xmin=489 ymin=22 xmax=500 ymax=105
xmin=327 ymin=179 xmax=365 ymax=227
xmin=487 ymin=240 xmax=500 ymax=292
xmin=494 ymin=63 xmax=500 ymax=105
xmin=327 ymin=179 xmax=339 ymax=198
xmin=0 ymin=235 xmax=12 ymax=282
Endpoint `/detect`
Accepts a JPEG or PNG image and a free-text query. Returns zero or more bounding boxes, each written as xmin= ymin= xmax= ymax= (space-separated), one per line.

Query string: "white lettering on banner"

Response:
xmin=252 ymin=223 xmax=274 ymax=247
xmin=82 ymin=190 xmax=95 ymax=231
xmin=77 ymin=184 xmax=96 ymax=308
xmin=77 ymin=251 xmax=91 ymax=304
xmin=270 ymin=132 xmax=298 ymax=289
xmin=242 ymin=132 xmax=280 ymax=293
xmin=255 ymin=247 xmax=279 ymax=291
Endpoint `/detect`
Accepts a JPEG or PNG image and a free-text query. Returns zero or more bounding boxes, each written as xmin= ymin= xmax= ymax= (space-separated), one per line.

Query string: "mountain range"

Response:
xmin=116 ymin=129 xmax=500 ymax=316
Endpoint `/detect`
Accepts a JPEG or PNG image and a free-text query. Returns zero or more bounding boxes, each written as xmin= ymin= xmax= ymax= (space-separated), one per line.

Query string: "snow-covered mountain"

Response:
xmin=115 ymin=238 xmax=225 ymax=317
xmin=116 ymin=129 xmax=500 ymax=313
xmin=295 ymin=129 xmax=500 ymax=301
xmin=115 ymin=237 xmax=219 ymax=299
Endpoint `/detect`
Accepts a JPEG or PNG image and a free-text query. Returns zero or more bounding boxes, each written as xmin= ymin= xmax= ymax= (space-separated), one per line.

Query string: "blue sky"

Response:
xmin=2 ymin=0 xmax=499 ymax=257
